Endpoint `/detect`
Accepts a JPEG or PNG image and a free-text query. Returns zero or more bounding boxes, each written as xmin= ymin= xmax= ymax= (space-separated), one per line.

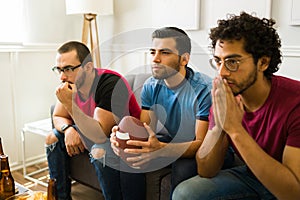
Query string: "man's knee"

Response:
xmin=172 ymin=183 xmax=188 ymax=200
xmin=173 ymin=176 xmax=216 ymax=200
xmin=45 ymin=131 xmax=58 ymax=145
xmin=91 ymin=148 xmax=106 ymax=159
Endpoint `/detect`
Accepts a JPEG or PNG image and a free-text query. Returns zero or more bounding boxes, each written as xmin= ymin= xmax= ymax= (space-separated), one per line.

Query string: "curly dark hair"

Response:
xmin=209 ymin=12 xmax=282 ymax=79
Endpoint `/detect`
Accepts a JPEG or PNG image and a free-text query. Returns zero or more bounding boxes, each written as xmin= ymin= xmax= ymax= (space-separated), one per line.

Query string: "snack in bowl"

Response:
xmin=6 ymin=191 xmax=47 ymax=200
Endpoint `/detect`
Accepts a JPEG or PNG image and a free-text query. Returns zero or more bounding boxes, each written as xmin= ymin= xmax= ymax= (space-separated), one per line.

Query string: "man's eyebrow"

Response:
xmin=149 ymin=48 xmax=174 ymax=53
xmin=62 ymin=65 xmax=77 ymax=68
xmin=213 ymin=54 xmax=243 ymax=59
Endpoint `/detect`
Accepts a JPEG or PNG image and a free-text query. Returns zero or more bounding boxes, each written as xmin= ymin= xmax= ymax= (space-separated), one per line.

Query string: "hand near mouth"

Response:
xmin=56 ymin=82 xmax=76 ymax=107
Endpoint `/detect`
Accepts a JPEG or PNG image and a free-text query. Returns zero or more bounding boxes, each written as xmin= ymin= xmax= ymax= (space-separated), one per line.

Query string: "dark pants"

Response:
xmin=46 ymin=129 xmax=72 ymax=200
xmin=171 ymin=158 xmax=197 ymax=198
xmin=92 ymin=158 xmax=145 ymax=200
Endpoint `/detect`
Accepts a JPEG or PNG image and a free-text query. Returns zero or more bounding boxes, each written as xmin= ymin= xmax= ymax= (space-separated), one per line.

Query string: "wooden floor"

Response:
xmin=11 ymin=162 xmax=104 ymax=200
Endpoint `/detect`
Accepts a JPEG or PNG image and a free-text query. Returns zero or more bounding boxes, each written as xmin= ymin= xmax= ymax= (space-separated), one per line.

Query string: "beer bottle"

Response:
xmin=0 ymin=137 xmax=4 ymax=179
xmin=0 ymin=154 xmax=15 ymax=200
xmin=0 ymin=137 xmax=4 ymax=155
xmin=47 ymin=178 xmax=57 ymax=200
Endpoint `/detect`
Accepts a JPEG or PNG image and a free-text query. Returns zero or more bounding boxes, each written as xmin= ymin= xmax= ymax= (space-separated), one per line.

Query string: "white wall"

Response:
xmin=0 ymin=48 xmax=59 ymax=168
xmin=20 ymin=0 xmax=300 ymax=77
xmin=107 ymin=0 xmax=300 ymax=79
xmin=1 ymin=0 xmax=299 ymax=169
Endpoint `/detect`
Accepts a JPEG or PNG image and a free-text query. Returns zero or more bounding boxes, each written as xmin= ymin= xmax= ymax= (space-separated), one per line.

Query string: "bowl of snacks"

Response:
xmin=5 ymin=191 xmax=47 ymax=200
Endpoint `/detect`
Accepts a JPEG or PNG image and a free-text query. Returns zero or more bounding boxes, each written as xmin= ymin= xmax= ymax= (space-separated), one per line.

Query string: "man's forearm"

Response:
xmin=196 ymin=127 xmax=228 ymax=177
xmin=67 ymin=103 xmax=107 ymax=144
xmin=53 ymin=116 xmax=73 ymax=132
xmin=230 ymin=130 xmax=300 ymax=200
xmin=52 ymin=102 xmax=74 ymax=132
xmin=158 ymin=140 xmax=201 ymax=158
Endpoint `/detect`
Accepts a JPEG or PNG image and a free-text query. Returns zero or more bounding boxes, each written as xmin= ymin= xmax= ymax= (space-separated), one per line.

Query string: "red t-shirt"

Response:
xmin=209 ymin=75 xmax=300 ymax=162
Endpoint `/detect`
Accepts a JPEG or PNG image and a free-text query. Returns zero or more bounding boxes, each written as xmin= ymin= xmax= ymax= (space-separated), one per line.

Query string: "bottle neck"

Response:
xmin=0 ymin=155 xmax=11 ymax=174
xmin=47 ymin=178 xmax=57 ymax=199
xmin=0 ymin=138 xmax=4 ymax=155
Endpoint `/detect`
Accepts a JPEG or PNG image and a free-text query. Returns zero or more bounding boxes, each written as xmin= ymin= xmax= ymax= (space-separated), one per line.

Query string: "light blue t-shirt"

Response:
xmin=141 ymin=67 xmax=212 ymax=143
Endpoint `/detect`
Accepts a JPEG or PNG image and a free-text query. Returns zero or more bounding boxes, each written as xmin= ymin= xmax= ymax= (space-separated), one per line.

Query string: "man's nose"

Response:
xmin=60 ymin=72 xmax=68 ymax=81
xmin=218 ymin=62 xmax=230 ymax=78
xmin=152 ymin=52 xmax=161 ymax=63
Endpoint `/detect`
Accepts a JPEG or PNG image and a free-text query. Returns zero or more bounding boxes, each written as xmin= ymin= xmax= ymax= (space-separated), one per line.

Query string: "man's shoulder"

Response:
xmin=273 ymin=75 xmax=300 ymax=93
xmin=274 ymin=75 xmax=300 ymax=86
xmin=187 ymin=68 xmax=212 ymax=89
xmin=141 ymin=76 xmax=165 ymax=96
xmin=144 ymin=76 xmax=161 ymax=86
xmin=95 ymin=68 xmax=122 ymax=78
xmin=95 ymin=68 xmax=128 ymax=85
xmin=272 ymin=75 xmax=300 ymax=101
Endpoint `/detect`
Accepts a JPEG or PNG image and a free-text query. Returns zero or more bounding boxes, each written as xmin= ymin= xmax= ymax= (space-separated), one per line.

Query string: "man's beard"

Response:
xmin=232 ymin=68 xmax=257 ymax=96
xmin=152 ymin=63 xmax=180 ymax=80
xmin=75 ymin=71 xmax=86 ymax=89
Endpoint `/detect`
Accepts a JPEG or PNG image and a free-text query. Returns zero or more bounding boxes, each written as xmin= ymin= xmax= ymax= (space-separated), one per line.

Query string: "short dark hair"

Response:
xmin=57 ymin=41 xmax=93 ymax=67
xmin=152 ymin=27 xmax=191 ymax=55
xmin=209 ymin=12 xmax=282 ymax=79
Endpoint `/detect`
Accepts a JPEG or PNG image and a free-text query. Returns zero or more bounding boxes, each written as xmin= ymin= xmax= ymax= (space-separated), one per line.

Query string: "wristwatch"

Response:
xmin=61 ymin=124 xmax=72 ymax=132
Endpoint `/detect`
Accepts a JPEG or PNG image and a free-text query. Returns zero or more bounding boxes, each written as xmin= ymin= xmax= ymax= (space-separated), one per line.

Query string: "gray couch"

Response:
xmin=51 ymin=73 xmax=172 ymax=200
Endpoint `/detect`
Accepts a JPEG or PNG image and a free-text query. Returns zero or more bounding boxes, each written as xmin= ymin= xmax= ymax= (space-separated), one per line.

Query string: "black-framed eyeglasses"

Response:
xmin=209 ymin=56 xmax=252 ymax=72
xmin=52 ymin=64 xmax=81 ymax=75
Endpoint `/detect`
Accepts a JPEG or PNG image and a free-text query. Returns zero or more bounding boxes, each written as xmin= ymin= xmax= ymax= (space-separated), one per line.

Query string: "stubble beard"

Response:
xmin=75 ymin=71 xmax=86 ymax=90
xmin=233 ymin=67 xmax=258 ymax=96
xmin=152 ymin=63 xmax=180 ymax=80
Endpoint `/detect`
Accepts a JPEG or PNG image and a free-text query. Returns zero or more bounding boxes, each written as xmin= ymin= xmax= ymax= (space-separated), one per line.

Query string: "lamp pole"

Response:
xmin=82 ymin=13 xmax=101 ymax=68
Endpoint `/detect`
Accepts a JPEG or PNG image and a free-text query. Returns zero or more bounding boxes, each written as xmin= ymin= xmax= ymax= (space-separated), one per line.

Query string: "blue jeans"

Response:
xmin=91 ymin=157 xmax=145 ymax=200
xmin=172 ymin=165 xmax=276 ymax=200
xmin=46 ymin=128 xmax=72 ymax=200
xmin=170 ymin=145 xmax=234 ymax=197
xmin=46 ymin=128 xmax=146 ymax=200
xmin=91 ymin=143 xmax=146 ymax=200
xmin=170 ymin=146 xmax=234 ymax=199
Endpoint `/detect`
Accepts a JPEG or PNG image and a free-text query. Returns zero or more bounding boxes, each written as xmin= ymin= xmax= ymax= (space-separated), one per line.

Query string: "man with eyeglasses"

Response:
xmin=173 ymin=12 xmax=300 ymax=200
xmin=45 ymin=41 xmax=146 ymax=200
xmin=52 ymin=63 xmax=81 ymax=75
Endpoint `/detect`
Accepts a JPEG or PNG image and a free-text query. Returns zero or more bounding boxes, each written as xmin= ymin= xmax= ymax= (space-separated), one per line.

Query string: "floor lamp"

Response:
xmin=65 ymin=0 xmax=114 ymax=68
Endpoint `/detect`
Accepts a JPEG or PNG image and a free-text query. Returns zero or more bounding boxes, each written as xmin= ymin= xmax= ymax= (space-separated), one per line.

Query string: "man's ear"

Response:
xmin=181 ymin=53 xmax=190 ymax=66
xmin=258 ymin=56 xmax=271 ymax=72
xmin=83 ymin=62 xmax=94 ymax=72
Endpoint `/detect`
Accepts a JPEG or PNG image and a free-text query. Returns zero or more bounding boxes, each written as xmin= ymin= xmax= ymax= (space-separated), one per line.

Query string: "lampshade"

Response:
xmin=65 ymin=0 xmax=114 ymax=15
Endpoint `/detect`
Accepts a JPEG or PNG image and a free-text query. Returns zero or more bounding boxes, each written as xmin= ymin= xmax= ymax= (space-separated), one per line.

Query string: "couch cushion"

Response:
xmin=125 ymin=73 xmax=151 ymax=105
xmin=70 ymin=151 xmax=102 ymax=192
xmin=146 ymin=167 xmax=171 ymax=200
